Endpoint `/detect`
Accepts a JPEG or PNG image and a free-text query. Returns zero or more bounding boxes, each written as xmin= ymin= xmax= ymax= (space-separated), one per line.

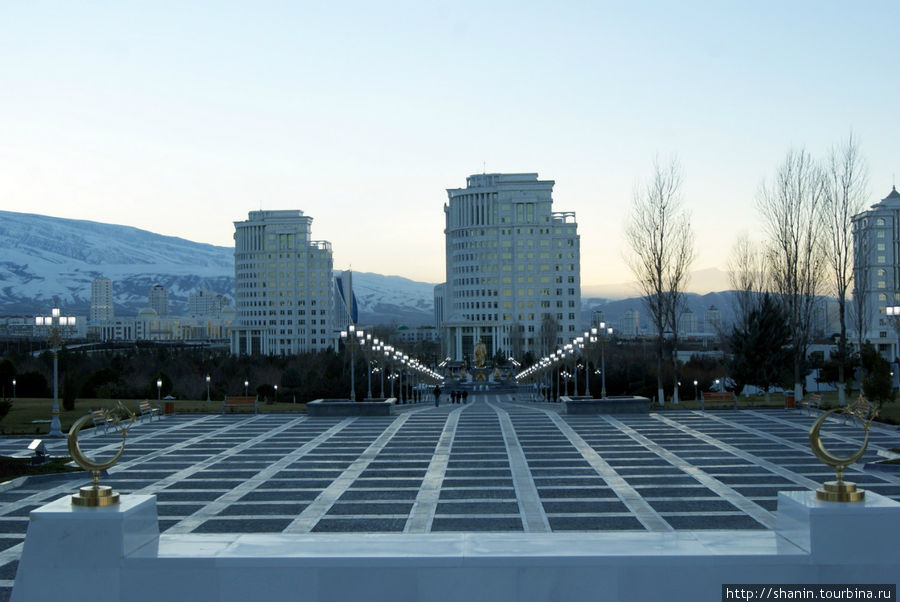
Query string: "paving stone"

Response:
xmin=193 ymin=518 xmax=293 ymax=533
xmin=311 ymin=518 xmax=407 ymax=533
xmin=219 ymin=503 xmax=309 ymax=516
xmin=647 ymin=499 xmax=738 ymax=512
xmin=537 ymin=487 xmax=618 ymax=499
xmin=0 ymin=521 xmax=27 ymax=534
xmin=156 ymin=504 xmax=207 ymax=516
xmin=326 ymin=502 xmax=414 ymax=515
xmin=661 ymin=514 xmax=767 ymax=530
xmin=0 ymin=560 xmax=18 ymax=579
xmin=431 ymin=517 xmax=523 ymax=532
xmin=435 ymin=502 xmax=520 ymax=515
xmin=547 ymin=516 xmax=644 ymax=531
xmin=541 ymin=500 xmax=629 ymax=514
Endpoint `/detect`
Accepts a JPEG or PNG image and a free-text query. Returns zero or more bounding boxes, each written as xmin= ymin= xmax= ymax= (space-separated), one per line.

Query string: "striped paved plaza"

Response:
xmin=1 ymin=393 xmax=899 ymax=600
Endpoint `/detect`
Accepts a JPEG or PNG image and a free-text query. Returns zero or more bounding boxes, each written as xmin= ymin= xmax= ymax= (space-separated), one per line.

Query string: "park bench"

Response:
xmin=797 ymin=393 xmax=822 ymax=416
xmin=700 ymin=391 xmax=737 ymax=410
xmin=138 ymin=400 xmax=162 ymax=423
xmin=222 ymin=395 xmax=258 ymax=414
xmin=91 ymin=409 xmax=117 ymax=435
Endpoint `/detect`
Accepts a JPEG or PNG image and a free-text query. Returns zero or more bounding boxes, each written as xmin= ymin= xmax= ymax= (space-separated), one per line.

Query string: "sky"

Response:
xmin=1 ymin=1 xmax=898 ymax=290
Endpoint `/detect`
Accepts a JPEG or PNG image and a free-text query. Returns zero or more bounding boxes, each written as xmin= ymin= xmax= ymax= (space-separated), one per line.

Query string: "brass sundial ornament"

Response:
xmin=809 ymin=399 xmax=874 ymax=502
xmin=67 ymin=404 xmax=136 ymax=507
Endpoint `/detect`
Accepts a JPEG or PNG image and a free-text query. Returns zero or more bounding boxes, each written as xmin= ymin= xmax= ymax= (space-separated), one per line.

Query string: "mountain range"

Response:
xmin=0 ymin=211 xmax=742 ymax=329
xmin=0 ymin=211 xmax=437 ymax=326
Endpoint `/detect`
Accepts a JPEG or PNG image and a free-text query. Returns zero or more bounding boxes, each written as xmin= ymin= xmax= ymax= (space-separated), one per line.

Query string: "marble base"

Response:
xmin=775 ymin=489 xmax=900 ymax=563
xmin=12 ymin=495 xmax=158 ymax=602
xmin=306 ymin=398 xmax=395 ymax=416
xmin=12 ymin=492 xmax=900 ymax=601
xmin=565 ymin=396 xmax=650 ymax=414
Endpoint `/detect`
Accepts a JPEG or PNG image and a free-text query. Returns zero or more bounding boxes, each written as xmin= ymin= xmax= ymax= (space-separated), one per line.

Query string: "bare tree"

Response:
xmin=538 ymin=314 xmax=559 ymax=358
xmin=850 ymin=215 xmax=872 ymax=376
xmin=758 ymin=148 xmax=826 ymax=402
xmin=508 ymin=320 xmax=524 ymax=361
xmin=727 ymin=233 xmax=769 ymax=330
xmin=625 ymin=157 xmax=695 ymax=405
xmin=823 ymin=134 xmax=868 ymax=404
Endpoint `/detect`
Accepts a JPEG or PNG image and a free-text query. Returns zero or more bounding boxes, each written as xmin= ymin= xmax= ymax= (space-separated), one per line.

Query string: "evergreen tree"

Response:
xmin=729 ymin=294 xmax=792 ymax=400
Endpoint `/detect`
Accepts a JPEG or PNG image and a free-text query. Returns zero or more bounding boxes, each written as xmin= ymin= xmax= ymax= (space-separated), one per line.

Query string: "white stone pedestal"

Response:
xmin=776 ymin=490 xmax=900 ymax=563
xmin=12 ymin=495 xmax=158 ymax=602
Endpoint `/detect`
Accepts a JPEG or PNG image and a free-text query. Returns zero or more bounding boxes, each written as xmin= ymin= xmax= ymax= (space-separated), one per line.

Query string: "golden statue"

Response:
xmin=474 ymin=339 xmax=487 ymax=369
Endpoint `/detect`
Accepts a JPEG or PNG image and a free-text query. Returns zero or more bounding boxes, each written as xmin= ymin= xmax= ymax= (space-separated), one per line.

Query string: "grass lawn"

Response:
xmin=0 ymin=398 xmax=309 ymax=436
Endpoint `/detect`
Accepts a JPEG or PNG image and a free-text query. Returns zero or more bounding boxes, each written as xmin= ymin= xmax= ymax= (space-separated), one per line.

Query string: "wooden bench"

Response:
xmin=700 ymin=391 xmax=737 ymax=410
xmin=223 ymin=395 xmax=258 ymax=414
xmin=138 ymin=400 xmax=162 ymax=422
xmin=797 ymin=393 xmax=822 ymax=415
xmin=91 ymin=410 xmax=117 ymax=435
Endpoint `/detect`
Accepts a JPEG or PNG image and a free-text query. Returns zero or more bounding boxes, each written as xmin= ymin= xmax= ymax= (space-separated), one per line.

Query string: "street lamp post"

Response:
xmin=595 ymin=323 xmax=613 ymax=398
xmin=157 ymin=378 xmax=162 ymax=402
xmin=36 ymin=305 xmax=76 ymax=437
xmin=340 ymin=324 xmax=364 ymax=401
xmin=205 ymin=375 xmax=211 ymax=403
xmin=274 ymin=384 xmax=278 ymax=403
xmin=11 ymin=378 xmax=15 ymax=399
xmin=693 ymin=379 xmax=699 ymax=401
xmin=365 ymin=334 xmax=374 ymax=399
xmin=244 ymin=380 xmax=249 ymax=396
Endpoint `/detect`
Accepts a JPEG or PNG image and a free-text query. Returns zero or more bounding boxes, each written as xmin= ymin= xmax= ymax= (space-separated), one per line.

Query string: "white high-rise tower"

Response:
xmin=230 ymin=210 xmax=334 ymax=355
xmin=436 ymin=173 xmax=581 ymax=362
xmin=90 ymin=277 xmax=114 ymax=322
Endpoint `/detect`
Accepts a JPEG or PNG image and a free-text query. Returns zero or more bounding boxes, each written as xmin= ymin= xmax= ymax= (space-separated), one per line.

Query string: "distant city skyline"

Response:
xmin=1 ymin=2 xmax=898 ymax=288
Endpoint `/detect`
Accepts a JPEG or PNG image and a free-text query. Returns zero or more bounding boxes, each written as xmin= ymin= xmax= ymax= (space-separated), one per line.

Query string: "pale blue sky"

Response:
xmin=1 ymin=1 xmax=897 ymax=288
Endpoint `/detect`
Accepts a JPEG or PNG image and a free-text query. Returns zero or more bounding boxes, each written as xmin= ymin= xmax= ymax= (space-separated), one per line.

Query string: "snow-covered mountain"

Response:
xmin=0 ymin=211 xmax=437 ymax=326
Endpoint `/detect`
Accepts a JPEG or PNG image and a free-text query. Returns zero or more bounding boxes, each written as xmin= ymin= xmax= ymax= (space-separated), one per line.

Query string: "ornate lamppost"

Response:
xmin=340 ymin=324 xmax=364 ymax=400
xmin=157 ymin=378 xmax=162 ymax=402
xmin=205 ymin=374 xmax=211 ymax=403
xmin=36 ymin=305 xmax=77 ymax=437
xmin=595 ymin=323 xmax=613 ymax=398
xmin=11 ymin=378 xmax=15 ymax=399
xmin=244 ymin=379 xmax=249 ymax=396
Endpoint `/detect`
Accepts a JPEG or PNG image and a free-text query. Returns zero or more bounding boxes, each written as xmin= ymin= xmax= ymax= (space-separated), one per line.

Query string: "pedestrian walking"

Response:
xmin=462 ymin=390 xmax=468 ymax=404
xmin=433 ymin=385 xmax=441 ymax=408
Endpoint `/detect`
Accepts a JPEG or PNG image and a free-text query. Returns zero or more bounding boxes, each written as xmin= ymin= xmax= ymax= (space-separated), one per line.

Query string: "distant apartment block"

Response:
xmin=189 ymin=289 xmax=229 ymax=317
xmin=230 ymin=210 xmax=334 ymax=355
xmin=618 ymin=309 xmax=639 ymax=336
xmin=90 ymin=277 xmax=114 ymax=322
xmin=392 ymin=325 xmax=440 ymax=346
xmin=436 ymin=173 xmax=581 ymax=362
xmin=852 ymin=185 xmax=900 ymax=358
xmin=149 ymin=284 xmax=169 ymax=316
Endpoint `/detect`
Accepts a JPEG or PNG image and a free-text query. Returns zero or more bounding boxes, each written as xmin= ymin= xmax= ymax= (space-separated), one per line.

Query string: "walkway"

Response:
xmin=1 ymin=394 xmax=898 ymax=600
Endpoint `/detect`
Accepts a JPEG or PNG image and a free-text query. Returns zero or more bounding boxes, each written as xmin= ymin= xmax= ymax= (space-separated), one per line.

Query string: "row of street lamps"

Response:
xmin=340 ymin=324 xmax=442 ymax=401
xmin=515 ymin=323 xmax=614 ymax=400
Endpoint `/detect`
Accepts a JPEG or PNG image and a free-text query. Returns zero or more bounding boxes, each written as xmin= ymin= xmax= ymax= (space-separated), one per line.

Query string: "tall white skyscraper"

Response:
xmin=149 ymin=285 xmax=168 ymax=316
xmin=230 ymin=210 xmax=334 ymax=355
xmin=852 ymin=185 xmax=900 ymax=359
xmin=436 ymin=173 xmax=581 ymax=362
xmin=90 ymin=277 xmax=114 ymax=322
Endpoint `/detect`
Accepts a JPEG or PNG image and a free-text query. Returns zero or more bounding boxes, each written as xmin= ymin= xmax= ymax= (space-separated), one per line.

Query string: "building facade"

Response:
xmin=90 ymin=277 xmax=114 ymax=322
xmin=189 ymin=289 xmax=228 ymax=317
xmin=437 ymin=173 xmax=581 ymax=362
xmin=149 ymin=285 xmax=169 ymax=317
xmin=230 ymin=210 xmax=334 ymax=356
xmin=852 ymin=186 xmax=900 ymax=359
